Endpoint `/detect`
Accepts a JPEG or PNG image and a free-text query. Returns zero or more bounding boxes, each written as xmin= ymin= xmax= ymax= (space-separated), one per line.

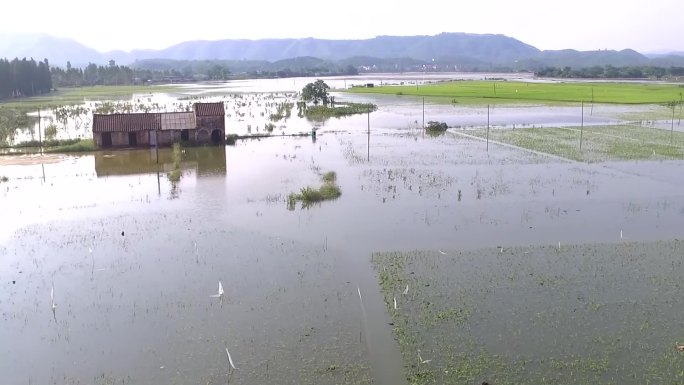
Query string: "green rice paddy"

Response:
xmin=348 ymin=81 xmax=684 ymax=105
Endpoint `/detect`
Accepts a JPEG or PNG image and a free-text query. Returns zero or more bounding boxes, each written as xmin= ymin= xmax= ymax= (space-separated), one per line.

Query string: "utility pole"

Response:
xmin=580 ymin=101 xmax=584 ymax=151
xmin=672 ymin=102 xmax=676 ymax=144
xmin=422 ymin=97 xmax=425 ymax=129
xmin=367 ymin=105 xmax=370 ymax=135
xmin=156 ymin=129 xmax=160 ymax=163
xmin=486 ymin=104 xmax=490 ymax=152
xmin=38 ymin=107 xmax=43 ymax=154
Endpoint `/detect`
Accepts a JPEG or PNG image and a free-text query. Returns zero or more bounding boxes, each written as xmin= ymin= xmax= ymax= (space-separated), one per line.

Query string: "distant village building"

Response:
xmin=92 ymin=102 xmax=225 ymax=148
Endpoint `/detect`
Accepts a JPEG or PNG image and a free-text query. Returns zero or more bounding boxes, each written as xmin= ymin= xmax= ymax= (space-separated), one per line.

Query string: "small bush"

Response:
xmin=0 ymin=176 xmax=8 ymax=183
xmin=225 ymin=134 xmax=238 ymax=145
xmin=44 ymin=139 xmax=96 ymax=153
xmin=265 ymin=123 xmax=275 ymax=133
xmin=322 ymin=171 xmax=337 ymax=183
xmin=319 ymin=183 xmax=342 ymax=199
xmin=426 ymin=121 xmax=448 ymax=132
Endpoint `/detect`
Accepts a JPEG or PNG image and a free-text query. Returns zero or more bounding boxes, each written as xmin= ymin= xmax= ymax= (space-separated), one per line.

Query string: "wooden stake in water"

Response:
xmin=580 ymin=101 xmax=584 ymax=152
xmin=486 ymin=104 xmax=490 ymax=152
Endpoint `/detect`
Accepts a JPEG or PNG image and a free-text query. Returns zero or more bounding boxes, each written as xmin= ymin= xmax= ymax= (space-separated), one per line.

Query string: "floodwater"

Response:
xmin=11 ymin=71 xmax=670 ymax=146
xmin=2 ymin=76 xmax=684 ymax=385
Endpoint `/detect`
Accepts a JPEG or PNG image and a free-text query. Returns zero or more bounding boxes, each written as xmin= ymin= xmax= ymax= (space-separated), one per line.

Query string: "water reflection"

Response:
xmin=94 ymin=146 xmax=227 ymax=177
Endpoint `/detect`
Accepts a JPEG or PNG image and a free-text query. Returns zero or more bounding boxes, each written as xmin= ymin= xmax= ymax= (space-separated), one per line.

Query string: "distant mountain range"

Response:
xmin=2 ymin=32 xmax=684 ymax=71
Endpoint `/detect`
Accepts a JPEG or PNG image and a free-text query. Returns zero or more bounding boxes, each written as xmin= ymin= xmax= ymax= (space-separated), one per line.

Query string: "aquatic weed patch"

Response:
xmin=372 ymin=241 xmax=684 ymax=385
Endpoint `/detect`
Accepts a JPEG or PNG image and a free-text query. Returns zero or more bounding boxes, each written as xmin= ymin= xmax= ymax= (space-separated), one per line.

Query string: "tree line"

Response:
xmin=50 ymin=60 xmax=189 ymax=87
xmin=0 ymin=58 xmax=52 ymax=99
xmin=535 ymin=65 xmax=684 ymax=79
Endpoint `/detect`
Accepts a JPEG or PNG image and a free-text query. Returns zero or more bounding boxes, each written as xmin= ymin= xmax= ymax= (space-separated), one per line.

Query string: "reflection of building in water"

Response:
xmin=92 ymin=102 xmax=225 ymax=149
xmin=94 ymin=146 xmax=227 ymax=177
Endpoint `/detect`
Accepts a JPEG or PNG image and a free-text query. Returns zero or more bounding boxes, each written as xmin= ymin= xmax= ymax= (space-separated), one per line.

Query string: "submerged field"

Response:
xmin=2 ymin=74 xmax=684 ymax=385
xmin=348 ymin=80 xmax=684 ymax=104
xmin=465 ymin=124 xmax=684 ymax=162
xmin=373 ymin=241 xmax=684 ymax=385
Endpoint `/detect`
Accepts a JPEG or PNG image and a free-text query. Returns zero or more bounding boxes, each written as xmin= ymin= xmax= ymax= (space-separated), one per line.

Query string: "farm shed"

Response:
xmin=92 ymin=103 xmax=225 ymax=149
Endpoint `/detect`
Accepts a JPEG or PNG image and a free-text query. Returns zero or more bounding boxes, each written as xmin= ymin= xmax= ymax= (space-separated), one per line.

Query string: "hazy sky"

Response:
xmin=3 ymin=0 xmax=682 ymax=52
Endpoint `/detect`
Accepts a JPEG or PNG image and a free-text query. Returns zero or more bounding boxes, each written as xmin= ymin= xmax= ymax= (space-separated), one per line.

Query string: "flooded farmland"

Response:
xmin=2 ymin=75 xmax=684 ymax=385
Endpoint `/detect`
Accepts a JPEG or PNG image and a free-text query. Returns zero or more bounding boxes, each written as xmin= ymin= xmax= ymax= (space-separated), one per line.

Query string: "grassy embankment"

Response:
xmin=0 ymin=84 xmax=181 ymax=108
xmin=348 ymin=81 xmax=684 ymax=105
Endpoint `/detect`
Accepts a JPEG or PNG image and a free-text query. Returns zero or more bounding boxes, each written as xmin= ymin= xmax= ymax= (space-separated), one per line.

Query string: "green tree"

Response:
xmin=301 ymin=79 xmax=330 ymax=106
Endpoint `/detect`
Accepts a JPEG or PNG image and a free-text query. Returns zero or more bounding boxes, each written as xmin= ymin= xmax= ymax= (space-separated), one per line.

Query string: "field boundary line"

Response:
xmin=451 ymin=131 xmax=577 ymax=163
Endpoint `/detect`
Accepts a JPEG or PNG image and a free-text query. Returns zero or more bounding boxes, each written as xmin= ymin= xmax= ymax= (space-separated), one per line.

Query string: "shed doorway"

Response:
xmin=102 ymin=133 xmax=112 ymax=148
xmin=128 ymin=132 xmax=137 ymax=147
xmin=211 ymin=129 xmax=222 ymax=144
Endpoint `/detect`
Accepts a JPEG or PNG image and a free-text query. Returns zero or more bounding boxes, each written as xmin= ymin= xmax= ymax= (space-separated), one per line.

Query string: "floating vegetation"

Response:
xmin=167 ymin=142 xmax=182 ymax=183
xmin=287 ymin=170 xmax=342 ymax=210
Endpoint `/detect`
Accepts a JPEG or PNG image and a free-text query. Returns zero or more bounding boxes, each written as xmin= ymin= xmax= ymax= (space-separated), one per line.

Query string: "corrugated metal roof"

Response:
xmin=193 ymin=102 xmax=225 ymax=116
xmin=160 ymin=112 xmax=196 ymax=131
xmin=93 ymin=113 xmax=161 ymax=133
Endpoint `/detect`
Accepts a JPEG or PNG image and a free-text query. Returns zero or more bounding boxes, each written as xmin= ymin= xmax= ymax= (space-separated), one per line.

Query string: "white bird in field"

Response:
xmin=403 ymin=284 xmax=409 ymax=295
xmin=393 ymin=297 xmax=399 ymax=310
xmin=225 ymin=348 xmax=237 ymax=370
xmin=418 ymin=350 xmax=431 ymax=364
xmin=210 ymin=281 xmax=224 ymax=299
xmin=438 ymin=250 xmax=447 ymax=255
xmin=50 ymin=284 xmax=56 ymax=310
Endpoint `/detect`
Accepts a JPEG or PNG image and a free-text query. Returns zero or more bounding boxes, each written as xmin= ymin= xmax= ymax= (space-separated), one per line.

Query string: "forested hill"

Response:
xmin=2 ymin=32 xmax=684 ymax=73
xmin=153 ymin=33 xmax=541 ymax=63
xmin=1 ymin=33 xmax=540 ymax=66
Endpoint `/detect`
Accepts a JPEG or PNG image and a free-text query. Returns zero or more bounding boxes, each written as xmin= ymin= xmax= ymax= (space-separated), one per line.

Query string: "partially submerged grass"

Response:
xmin=348 ymin=80 xmax=684 ymax=105
xmin=44 ymin=139 xmax=96 ymax=153
xmin=466 ymin=124 xmax=684 ymax=162
xmin=305 ymin=103 xmax=377 ymax=122
xmin=288 ymin=171 xmax=341 ymax=209
xmin=372 ymin=241 xmax=684 ymax=385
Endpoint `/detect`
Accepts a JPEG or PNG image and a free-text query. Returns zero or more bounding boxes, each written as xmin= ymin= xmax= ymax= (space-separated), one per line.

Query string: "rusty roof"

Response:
xmin=193 ymin=102 xmax=225 ymax=117
xmin=93 ymin=113 xmax=161 ymax=133
xmin=160 ymin=112 xmax=196 ymax=131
